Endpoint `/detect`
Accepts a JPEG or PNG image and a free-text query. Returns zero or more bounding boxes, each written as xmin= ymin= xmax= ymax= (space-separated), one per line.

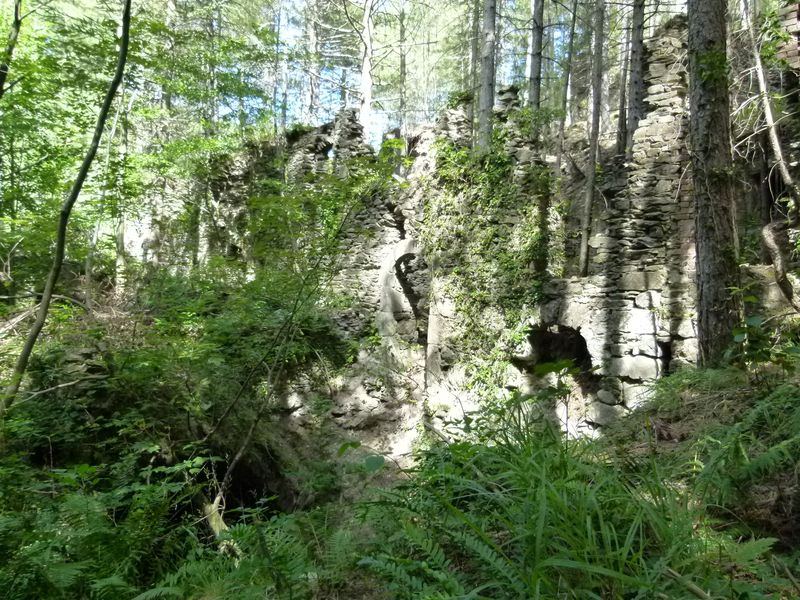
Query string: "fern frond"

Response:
xmin=131 ymin=585 xmax=183 ymax=600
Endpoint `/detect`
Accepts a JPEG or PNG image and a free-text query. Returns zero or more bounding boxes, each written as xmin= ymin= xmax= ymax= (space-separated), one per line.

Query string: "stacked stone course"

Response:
xmin=535 ymin=16 xmax=696 ymax=425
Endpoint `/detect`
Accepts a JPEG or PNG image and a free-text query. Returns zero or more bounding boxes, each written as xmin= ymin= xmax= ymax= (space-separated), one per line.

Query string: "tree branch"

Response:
xmin=0 ymin=0 xmax=22 ymax=103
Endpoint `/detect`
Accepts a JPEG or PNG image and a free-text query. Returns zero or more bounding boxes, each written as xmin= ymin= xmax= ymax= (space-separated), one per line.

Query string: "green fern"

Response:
xmin=131 ymin=586 xmax=183 ymax=600
xmin=358 ymin=555 xmax=428 ymax=597
xmin=90 ymin=575 xmax=137 ymax=599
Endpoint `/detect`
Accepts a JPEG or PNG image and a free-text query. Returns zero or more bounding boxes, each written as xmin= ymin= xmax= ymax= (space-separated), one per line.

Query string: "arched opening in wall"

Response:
xmin=393 ymin=252 xmax=428 ymax=344
xmin=511 ymin=324 xmax=605 ymax=436
xmin=512 ymin=324 xmax=597 ymax=390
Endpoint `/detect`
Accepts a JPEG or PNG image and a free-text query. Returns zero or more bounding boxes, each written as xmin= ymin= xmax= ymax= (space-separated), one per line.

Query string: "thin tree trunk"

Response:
xmin=526 ymin=0 xmax=545 ymax=113
xmin=599 ymin=4 xmax=611 ymax=135
xmin=398 ymin=8 xmax=407 ymax=132
xmin=759 ymin=134 xmax=772 ymax=263
xmin=616 ymin=11 xmax=631 ymax=155
xmin=114 ymin=91 xmax=133 ymax=299
xmin=306 ymin=0 xmax=320 ymax=123
xmin=2 ymin=0 xmax=132 ymax=415
xmin=467 ymin=0 xmax=480 ymax=135
xmin=359 ymin=0 xmax=375 ymax=135
xmin=555 ymin=0 xmax=578 ymax=174
xmin=0 ymin=0 xmax=22 ymax=102
xmin=578 ymin=0 xmax=604 ymax=276
xmin=477 ymin=0 xmax=497 ymax=152
xmin=688 ymin=0 xmax=742 ymax=365
xmin=626 ymin=0 xmax=645 ymax=158
xmin=85 ymin=87 xmax=126 ymax=307
xmin=272 ymin=3 xmax=282 ymax=136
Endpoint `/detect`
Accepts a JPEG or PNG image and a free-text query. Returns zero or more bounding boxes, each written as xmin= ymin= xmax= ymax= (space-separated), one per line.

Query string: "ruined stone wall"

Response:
xmin=280 ymin=20 xmax=703 ymax=449
xmin=285 ymin=110 xmax=434 ymax=461
xmin=533 ymin=16 xmax=695 ymax=430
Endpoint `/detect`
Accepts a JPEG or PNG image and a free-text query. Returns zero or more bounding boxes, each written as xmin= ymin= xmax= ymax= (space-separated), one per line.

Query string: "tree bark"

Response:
xmin=578 ymin=0 xmax=604 ymax=276
xmin=0 ymin=0 xmax=22 ymax=102
xmin=555 ymin=0 xmax=578 ymax=175
xmin=358 ymin=0 xmax=375 ymax=135
xmin=625 ymin=0 xmax=645 ymax=158
xmin=616 ymin=11 xmax=630 ymax=155
xmin=467 ymin=0 xmax=481 ymax=135
xmin=398 ymin=7 xmax=407 ymax=133
xmin=526 ymin=0 xmax=545 ymax=113
xmin=687 ymin=0 xmax=742 ymax=366
xmin=305 ymin=0 xmax=321 ymax=124
xmin=477 ymin=0 xmax=497 ymax=152
xmin=2 ymin=0 xmax=132 ymax=415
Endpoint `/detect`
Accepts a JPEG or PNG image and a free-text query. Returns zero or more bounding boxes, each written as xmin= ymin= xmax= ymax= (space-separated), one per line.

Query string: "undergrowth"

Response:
xmin=5 ymin=325 xmax=800 ymax=598
xmin=358 ymin=377 xmax=800 ymax=599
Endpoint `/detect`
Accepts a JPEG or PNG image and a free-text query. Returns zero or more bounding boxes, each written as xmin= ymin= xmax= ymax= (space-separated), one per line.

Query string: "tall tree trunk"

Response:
xmin=688 ymin=0 xmax=742 ymax=366
xmin=398 ymin=7 xmax=407 ymax=132
xmin=272 ymin=3 xmax=282 ymax=136
xmin=2 ymin=0 xmax=132 ymax=414
xmin=477 ymin=0 xmax=497 ymax=152
xmin=467 ymin=0 xmax=480 ymax=135
xmin=616 ymin=11 xmax=630 ymax=155
xmin=85 ymin=86 xmax=127 ymax=307
xmin=339 ymin=69 xmax=347 ymax=109
xmin=145 ymin=0 xmax=178 ymax=267
xmin=578 ymin=0 xmax=604 ymax=276
xmin=358 ymin=0 xmax=375 ymax=135
xmin=599 ymin=5 xmax=611 ymax=135
xmin=741 ymin=0 xmax=800 ymax=310
xmin=114 ymin=91 xmax=134 ymax=299
xmin=625 ymin=0 xmax=645 ymax=157
xmin=305 ymin=0 xmax=320 ymax=123
xmin=0 ymin=0 xmax=22 ymax=102
xmin=526 ymin=0 xmax=545 ymax=113
xmin=555 ymin=0 xmax=578 ymax=175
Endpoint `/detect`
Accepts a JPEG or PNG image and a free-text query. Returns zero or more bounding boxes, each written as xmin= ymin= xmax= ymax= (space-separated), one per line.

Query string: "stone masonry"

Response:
xmin=533 ymin=16 xmax=695 ymax=428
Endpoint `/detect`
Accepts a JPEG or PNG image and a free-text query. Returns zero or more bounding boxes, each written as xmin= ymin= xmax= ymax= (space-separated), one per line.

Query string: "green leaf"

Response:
xmin=338 ymin=440 xmax=361 ymax=456
xmin=745 ymin=316 xmax=764 ymax=328
xmin=131 ymin=587 xmax=183 ymax=600
xmin=534 ymin=359 xmax=574 ymax=376
xmin=364 ymin=455 xmax=385 ymax=473
xmin=728 ymin=538 xmax=777 ymax=566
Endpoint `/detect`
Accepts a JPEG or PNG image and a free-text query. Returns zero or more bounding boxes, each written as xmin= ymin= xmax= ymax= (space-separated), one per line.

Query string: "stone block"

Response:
xmin=587 ymin=402 xmax=626 ymax=425
xmin=675 ymin=318 xmax=696 ymax=339
xmin=622 ymin=383 xmax=653 ymax=409
xmin=620 ymin=307 xmax=659 ymax=336
xmin=596 ymin=388 xmax=620 ymax=405
xmin=608 ymin=355 xmax=660 ymax=380
xmin=588 ymin=235 xmax=617 ymax=249
xmin=560 ymin=301 xmax=593 ymax=329
xmin=618 ymin=269 xmax=667 ymax=291
xmin=634 ymin=290 xmax=663 ymax=309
